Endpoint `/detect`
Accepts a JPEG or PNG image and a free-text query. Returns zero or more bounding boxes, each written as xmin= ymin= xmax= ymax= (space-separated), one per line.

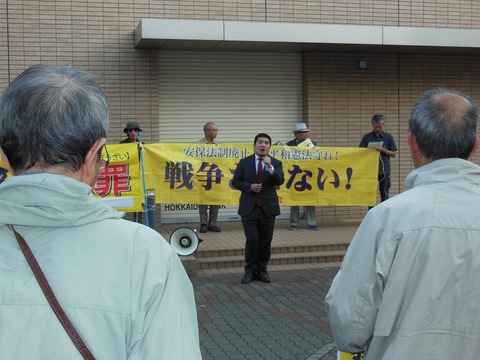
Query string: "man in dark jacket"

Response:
xmin=359 ymin=115 xmax=397 ymax=206
xmin=120 ymin=120 xmax=144 ymax=222
xmin=233 ymin=133 xmax=284 ymax=284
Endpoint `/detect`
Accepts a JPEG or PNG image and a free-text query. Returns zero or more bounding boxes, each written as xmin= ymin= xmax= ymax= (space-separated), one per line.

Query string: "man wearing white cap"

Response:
xmin=286 ymin=123 xmax=319 ymax=231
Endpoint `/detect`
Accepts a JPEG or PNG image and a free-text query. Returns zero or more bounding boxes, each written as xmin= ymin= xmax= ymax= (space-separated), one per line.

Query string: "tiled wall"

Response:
xmin=303 ymin=52 xmax=480 ymax=219
xmin=140 ymin=1 xmax=480 ymax=27
xmin=1 ymin=0 xmax=479 ymax=221
xmin=0 ymin=1 xmax=161 ymax=143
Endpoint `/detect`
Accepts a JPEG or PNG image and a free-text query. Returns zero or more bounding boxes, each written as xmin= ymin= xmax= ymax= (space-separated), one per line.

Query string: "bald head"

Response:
xmin=435 ymin=92 xmax=473 ymax=125
xmin=408 ymin=88 xmax=478 ymax=162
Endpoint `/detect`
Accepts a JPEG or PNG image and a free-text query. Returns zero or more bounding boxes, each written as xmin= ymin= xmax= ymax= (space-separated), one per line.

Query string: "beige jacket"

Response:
xmin=326 ymin=158 xmax=480 ymax=359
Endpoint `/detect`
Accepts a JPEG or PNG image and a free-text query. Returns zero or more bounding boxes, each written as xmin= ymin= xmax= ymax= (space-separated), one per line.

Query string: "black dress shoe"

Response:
xmin=207 ymin=225 xmax=221 ymax=232
xmin=241 ymin=272 xmax=255 ymax=284
xmin=257 ymin=271 xmax=271 ymax=283
xmin=199 ymin=224 xmax=208 ymax=233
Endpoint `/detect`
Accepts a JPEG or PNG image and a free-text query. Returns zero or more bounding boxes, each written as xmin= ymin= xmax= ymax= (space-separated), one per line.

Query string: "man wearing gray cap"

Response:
xmin=286 ymin=123 xmax=319 ymax=231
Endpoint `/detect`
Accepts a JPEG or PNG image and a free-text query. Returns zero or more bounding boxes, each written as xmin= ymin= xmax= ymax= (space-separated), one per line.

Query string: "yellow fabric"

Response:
xmin=1 ymin=143 xmax=379 ymax=212
xmin=143 ymin=143 xmax=378 ymax=207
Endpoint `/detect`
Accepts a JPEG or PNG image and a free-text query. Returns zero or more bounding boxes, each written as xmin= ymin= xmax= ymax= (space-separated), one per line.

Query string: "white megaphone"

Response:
xmin=169 ymin=227 xmax=203 ymax=256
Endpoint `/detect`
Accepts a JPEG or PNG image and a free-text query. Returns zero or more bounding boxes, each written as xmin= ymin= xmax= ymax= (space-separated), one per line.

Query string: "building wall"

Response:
xmin=1 ymin=1 xmax=480 ymax=222
xmin=303 ymin=52 xmax=480 ymax=220
xmin=0 ymin=1 xmax=162 ymax=144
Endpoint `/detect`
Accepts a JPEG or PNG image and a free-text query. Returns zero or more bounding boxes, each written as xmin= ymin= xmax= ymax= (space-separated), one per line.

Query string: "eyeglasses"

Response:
xmin=127 ymin=128 xmax=139 ymax=132
xmin=208 ymin=129 xmax=219 ymax=133
xmin=99 ymin=145 xmax=110 ymax=172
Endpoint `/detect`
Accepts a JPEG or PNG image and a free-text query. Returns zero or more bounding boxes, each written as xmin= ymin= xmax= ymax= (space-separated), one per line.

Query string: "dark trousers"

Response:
xmin=241 ymin=205 xmax=275 ymax=274
xmin=378 ymin=172 xmax=391 ymax=202
xmin=369 ymin=173 xmax=391 ymax=210
xmin=133 ymin=212 xmax=143 ymax=223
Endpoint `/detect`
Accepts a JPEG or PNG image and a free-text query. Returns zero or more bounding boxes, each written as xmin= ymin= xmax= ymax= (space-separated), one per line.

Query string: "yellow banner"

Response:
xmin=0 ymin=144 xmax=144 ymax=212
xmin=0 ymin=164 xmax=12 ymax=184
xmin=0 ymin=143 xmax=379 ymax=209
xmin=94 ymin=143 xmax=145 ymax=211
xmin=143 ymin=143 xmax=379 ymax=207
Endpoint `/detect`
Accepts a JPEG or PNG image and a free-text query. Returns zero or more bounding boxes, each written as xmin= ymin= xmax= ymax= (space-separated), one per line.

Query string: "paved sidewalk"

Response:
xmin=192 ymin=267 xmax=339 ymax=360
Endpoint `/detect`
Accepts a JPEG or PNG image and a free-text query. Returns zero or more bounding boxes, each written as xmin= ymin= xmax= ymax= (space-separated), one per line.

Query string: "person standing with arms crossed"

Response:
xmin=286 ymin=122 xmax=319 ymax=231
xmin=233 ymin=133 xmax=284 ymax=284
xmin=359 ymin=114 xmax=397 ymax=207
xmin=198 ymin=121 xmax=221 ymax=233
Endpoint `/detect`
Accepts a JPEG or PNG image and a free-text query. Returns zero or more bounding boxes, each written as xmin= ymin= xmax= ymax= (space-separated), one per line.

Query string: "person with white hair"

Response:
xmin=0 ymin=64 xmax=201 ymax=359
xmin=197 ymin=121 xmax=222 ymax=233
xmin=326 ymin=88 xmax=480 ymax=359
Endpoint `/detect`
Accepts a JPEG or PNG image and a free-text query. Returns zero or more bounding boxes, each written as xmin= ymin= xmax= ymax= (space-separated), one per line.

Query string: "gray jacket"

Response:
xmin=326 ymin=158 xmax=480 ymax=359
xmin=0 ymin=173 xmax=201 ymax=359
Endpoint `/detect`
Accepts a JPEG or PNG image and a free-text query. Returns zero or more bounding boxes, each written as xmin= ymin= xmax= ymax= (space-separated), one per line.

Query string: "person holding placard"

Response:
xmin=359 ymin=115 xmax=397 ymax=206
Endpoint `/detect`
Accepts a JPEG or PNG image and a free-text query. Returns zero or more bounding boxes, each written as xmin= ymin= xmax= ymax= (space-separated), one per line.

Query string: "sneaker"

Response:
xmin=308 ymin=225 xmax=319 ymax=231
xmin=200 ymin=224 xmax=208 ymax=233
xmin=289 ymin=226 xmax=297 ymax=231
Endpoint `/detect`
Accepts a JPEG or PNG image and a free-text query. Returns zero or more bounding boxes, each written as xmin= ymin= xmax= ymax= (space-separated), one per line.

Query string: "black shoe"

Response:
xmin=257 ymin=271 xmax=271 ymax=283
xmin=207 ymin=225 xmax=221 ymax=232
xmin=199 ymin=224 xmax=208 ymax=233
xmin=241 ymin=272 xmax=255 ymax=284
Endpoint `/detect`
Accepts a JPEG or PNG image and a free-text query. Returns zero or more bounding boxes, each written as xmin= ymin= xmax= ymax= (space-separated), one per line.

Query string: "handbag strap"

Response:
xmin=7 ymin=225 xmax=95 ymax=360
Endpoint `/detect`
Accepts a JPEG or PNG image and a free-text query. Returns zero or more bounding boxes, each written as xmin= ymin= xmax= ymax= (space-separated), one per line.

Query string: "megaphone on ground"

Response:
xmin=169 ymin=227 xmax=203 ymax=256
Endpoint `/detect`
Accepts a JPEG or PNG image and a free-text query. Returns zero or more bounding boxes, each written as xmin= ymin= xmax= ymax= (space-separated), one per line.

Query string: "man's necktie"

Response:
xmin=256 ymin=157 xmax=263 ymax=207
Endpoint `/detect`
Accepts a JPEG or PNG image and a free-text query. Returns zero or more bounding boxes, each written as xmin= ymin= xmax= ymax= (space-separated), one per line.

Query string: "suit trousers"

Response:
xmin=241 ymin=205 xmax=275 ymax=274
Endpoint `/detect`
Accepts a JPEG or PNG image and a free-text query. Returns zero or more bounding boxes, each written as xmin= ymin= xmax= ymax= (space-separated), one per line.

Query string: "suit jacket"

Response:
xmin=232 ymin=154 xmax=284 ymax=218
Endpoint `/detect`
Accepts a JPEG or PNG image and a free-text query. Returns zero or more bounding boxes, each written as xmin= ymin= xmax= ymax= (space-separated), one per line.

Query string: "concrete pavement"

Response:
xmin=192 ymin=267 xmax=339 ymax=360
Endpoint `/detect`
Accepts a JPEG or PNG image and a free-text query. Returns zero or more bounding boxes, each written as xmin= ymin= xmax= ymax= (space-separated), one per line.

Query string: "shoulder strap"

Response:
xmin=7 ymin=225 xmax=95 ymax=360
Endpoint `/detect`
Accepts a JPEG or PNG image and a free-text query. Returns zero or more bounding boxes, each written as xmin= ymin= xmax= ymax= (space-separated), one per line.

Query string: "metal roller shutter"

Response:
xmin=157 ymin=51 xmax=302 ymax=224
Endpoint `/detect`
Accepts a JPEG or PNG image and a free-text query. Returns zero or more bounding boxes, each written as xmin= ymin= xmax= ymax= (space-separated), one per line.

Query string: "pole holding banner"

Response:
xmin=146 ymin=189 xmax=157 ymax=230
xmin=138 ymin=131 xmax=151 ymax=228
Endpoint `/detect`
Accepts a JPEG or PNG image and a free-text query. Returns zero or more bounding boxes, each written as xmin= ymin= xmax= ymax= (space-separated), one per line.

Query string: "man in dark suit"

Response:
xmin=233 ymin=133 xmax=285 ymax=284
